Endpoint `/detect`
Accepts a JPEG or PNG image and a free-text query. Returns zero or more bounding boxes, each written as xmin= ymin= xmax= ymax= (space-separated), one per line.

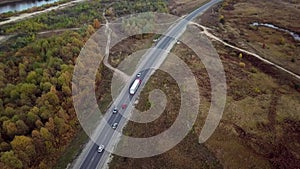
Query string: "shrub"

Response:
xmin=239 ymin=62 xmax=246 ymax=68
xmin=291 ymin=58 xmax=295 ymax=63
xmin=278 ymin=37 xmax=285 ymax=45
xmin=239 ymin=53 xmax=243 ymax=59
xmin=219 ymin=15 xmax=225 ymax=24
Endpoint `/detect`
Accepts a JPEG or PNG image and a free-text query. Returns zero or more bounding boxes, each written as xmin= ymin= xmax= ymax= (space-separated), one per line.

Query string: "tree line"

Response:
xmin=0 ymin=0 xmax=168 ymax=168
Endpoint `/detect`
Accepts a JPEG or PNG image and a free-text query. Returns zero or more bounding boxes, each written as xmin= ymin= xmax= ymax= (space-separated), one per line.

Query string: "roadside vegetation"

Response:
xmin=0 ymin=0 xmax=168 ymax=168
xmin=0 ymin=26 xmax=95 ymax=169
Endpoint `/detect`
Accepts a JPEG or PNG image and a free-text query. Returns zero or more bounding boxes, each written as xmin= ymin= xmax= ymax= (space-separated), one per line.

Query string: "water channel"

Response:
xmin=251 ymin=22 xmax=300 ymax=41
xmin=0 ymin=0 xmax=60 ymax=14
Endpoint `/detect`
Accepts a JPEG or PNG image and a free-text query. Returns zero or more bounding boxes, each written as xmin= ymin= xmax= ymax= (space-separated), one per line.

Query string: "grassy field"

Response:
xmin=200 ymin=0 xmax=300 ymax=75
xmin=173 ymin=28 xmax=300 ymax=167
xmin=109 ymin=31 xmax=300 ymax=168
xmin=168 ymin=0 xmax=209 ymax=15
xmin=109 ymin=69 xmax=222 ymax=169
xmin=102 ymin=1 xmax=300 ymax=168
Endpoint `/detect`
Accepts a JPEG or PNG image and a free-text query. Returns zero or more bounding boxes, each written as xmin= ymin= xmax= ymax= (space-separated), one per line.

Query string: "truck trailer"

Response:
xmin=129 ymin=78 xmax=141 ymax=95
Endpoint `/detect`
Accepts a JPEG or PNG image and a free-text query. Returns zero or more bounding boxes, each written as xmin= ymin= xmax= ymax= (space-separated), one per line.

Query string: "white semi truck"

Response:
xmin=129 ymin=78 xmax=141 ymax=95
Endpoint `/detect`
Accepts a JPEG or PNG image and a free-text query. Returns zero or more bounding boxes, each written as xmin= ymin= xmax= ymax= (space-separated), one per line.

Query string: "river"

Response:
xmin=0 ymin=0 xmax=60 ymax=14
xmin=251 ymin=22 xmax=300 ymax=41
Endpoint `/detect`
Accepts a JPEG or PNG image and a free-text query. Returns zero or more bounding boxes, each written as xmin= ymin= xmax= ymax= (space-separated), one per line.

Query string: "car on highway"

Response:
xmin=112 ymin=108 xmax=118 ymax=114
xmin=112 ymin=123 xmax=118 ymax=130
xmin=98 ymin=145 xmax=104 ymax=153
xmin=121 ymin=104 xmax=127 ymax=109
xmin=153 ymin=36 xmax=162 ymax=44
xmin=136 ymin=72 xmax=141 ymax=78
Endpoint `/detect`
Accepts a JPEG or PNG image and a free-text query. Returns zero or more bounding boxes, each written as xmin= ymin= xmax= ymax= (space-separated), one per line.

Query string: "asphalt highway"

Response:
xmin=76 ymin=0 xmax=222 ymax=168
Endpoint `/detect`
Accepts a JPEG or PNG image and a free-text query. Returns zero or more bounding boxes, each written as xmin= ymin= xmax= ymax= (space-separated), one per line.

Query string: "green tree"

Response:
xmin=0 ymin=116 xmax=9 ymax=124
xmin=2 ymin=120 xmax=17 ymax=138
xmin=39 ymin=106 xmax=52 ymax=120
xmin=15 ymin=120 xmax=29 ymax=135
xmin=0 ymin=151 xmax=23 ymax=169
xmin=40 ymin=127 xmax=52 ymax=141
xmin=40 ymin=128 xmax=54 ymax=153
xmin=0 ymin=142 xmax=11 ymax=152
xmin=3 ymin=84 xmax=16 ymax=99
xmin=26 ymin=107 xmax=40 ymax=128
xmin=62 ymin=85 xmax=71 ymax=96
xmin=41 ymin=70 xmax=50 ymax=83
xmin=86 ymin=25 xmax=95 ymax=37
xmin=21 ymin=83 xmax=37 ymax=95
xmin=26 ymin=71 xmax=39 ymax=84
xmin=37 ymin=86 xmax=59 ymax=107
xmin=41 ymin=39 xmax=50 ymax=59
xmin=54 ymin=116 xmax=69 ymax=136
xmin=58 ymin=71 xmax=71 ymax=87
xmin=19 ymin=83 xmax=38 ymax=105
xmin=0 ymin=63 xmax=6 ymax=88
xmin=0 ymin=99 xmax=3 ymax=112
xmin=11 ymin=136 xmax=36 ymax=166
xmin=18 ymin=63 xmax=26 ymax=78
xmin=40 ymin=82 xmax=52 ymax=93
xmin=31 ymin=130 xmax=46 ymax=157
xmin=10 ymin=89 xmax=19 ymax=100
xmin=45 ymin=117 xmax=55 ymax=133
xmin=4 ymin=107 xmax=15 ymax=117
xmin=60 ymin=45 xmax=73 ymax=61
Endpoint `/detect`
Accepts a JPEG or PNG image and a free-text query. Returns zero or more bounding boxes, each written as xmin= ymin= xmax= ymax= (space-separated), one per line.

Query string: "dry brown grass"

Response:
xmin=202 ymin=0 xmax=300 ymax=75
xmin=169 ymin=0 xmax=209 ymax=15
xmin=108 ymin=1 xmax=300 ymax=167
xmin=109 ymin=33 xmax=300 ymax=168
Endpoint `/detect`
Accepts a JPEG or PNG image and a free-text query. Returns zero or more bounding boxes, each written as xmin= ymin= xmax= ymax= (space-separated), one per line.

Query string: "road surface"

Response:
xmin=73 ymin=0 xmax=222 ymax=168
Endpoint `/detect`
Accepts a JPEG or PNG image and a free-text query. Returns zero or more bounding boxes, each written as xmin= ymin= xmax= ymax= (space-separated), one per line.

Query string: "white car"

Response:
xmin=136 ymin=72 xmax=141 ymax=78
xmin=112 ymin=108 xmax=118 ymax=114
xmin=98 ymin=145 xmax=104 ymax=153
xmin=112 ymin=123 xmax=118 ymax=130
